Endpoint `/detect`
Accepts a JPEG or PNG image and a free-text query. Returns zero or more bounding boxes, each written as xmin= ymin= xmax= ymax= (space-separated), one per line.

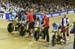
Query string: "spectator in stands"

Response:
xmin=9 ymin=0 xmax=75 ymax=14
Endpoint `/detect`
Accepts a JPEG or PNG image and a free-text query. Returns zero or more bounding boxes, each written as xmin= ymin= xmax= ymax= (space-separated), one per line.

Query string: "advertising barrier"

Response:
xmin=3 ymin=10 xmax=75 ymax=20
xmin=47 ymin=10 xmax=75 ymax=18
xmin=5 ymin=13 xmax=10 ymax=20
xmin=68 ymin=10 xmax=75 ymax=14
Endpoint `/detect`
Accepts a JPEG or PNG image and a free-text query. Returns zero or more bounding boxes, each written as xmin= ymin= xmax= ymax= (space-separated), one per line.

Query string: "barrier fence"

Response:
xmin=0 ymin=10 xmax=75 ymax=20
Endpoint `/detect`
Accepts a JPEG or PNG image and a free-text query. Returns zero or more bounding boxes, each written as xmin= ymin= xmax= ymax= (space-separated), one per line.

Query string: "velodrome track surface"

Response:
xmin=0 ymin=14 xmax=75 ymax=49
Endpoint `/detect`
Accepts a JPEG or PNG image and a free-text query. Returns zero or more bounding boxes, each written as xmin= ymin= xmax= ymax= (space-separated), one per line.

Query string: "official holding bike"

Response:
xmin=42 ymin=12 xmax=50 ymax=42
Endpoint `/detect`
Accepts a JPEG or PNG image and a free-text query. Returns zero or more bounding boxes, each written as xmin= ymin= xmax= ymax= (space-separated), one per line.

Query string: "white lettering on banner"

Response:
xmin=52 ymin=13 xmax=59 ymax=17
xmin=60 ymin=11 xmax=67 ymax=15
xmin=46 ymin=14 xmax=52 ymax=18
xmin=68 ymin=11 xmax=74 ymax=14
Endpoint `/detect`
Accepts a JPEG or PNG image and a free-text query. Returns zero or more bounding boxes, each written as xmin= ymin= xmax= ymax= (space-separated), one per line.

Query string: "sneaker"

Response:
xmin=61 ymin=39 xmax=65 ymax=42
xmin=66 ymin=38 xmax=69 ymax=41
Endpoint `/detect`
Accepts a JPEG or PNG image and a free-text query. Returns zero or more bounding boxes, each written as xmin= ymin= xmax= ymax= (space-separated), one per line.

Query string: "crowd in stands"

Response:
xmin=9 ymin=0 xmax=75 ymax=14
xmin=0 ymin=0 xmax=75 ymax=14
xmin=0 ymin=0 xmax=9 ymax=13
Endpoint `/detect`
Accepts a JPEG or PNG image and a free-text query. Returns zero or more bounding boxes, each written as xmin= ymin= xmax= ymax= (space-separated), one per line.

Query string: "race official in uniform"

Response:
xmin=42 ymin=13 xmax=50 ymax=42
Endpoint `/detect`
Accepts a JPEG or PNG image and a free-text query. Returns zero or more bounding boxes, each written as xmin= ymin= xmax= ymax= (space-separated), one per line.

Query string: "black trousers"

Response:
xmin=67 ymin=27 xmax=69 ymax=37
xmin=43 ymin=27 xmax=49 ymax=42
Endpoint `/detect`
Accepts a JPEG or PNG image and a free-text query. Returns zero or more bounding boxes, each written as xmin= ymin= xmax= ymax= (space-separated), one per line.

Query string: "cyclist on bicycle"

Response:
xmin=52 ymin=22 xmax=60 ymax=33
xmin=52 ymin=23 xmax=62 ymax=42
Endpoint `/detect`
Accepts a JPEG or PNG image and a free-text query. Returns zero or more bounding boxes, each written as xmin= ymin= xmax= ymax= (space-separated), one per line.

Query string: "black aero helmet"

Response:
xmin=52 ymin=22 xmax=56 ymax=26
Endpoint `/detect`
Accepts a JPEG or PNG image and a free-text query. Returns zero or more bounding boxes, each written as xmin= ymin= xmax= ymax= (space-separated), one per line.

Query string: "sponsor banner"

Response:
xmin=36 ymin=14 xmax=52 ymax=18
xmin=5 ymin=13 xmax=13 ymax=20
xmin=46 ymin=14 xmax=52 ymax=18
xmin=36 ymin=14 xmax=42 ymax=17
xmin=60 ymin=11 xmax=67 ymax=15
xmin=5 ymin=13 xmax=10 ymax=20
xmin=74 ymin=10 xmax=75 ymax=13
xmin=68 ymin=10 xmax=75 ymax=14
xmin=36 ymin=14 xmax=43 ymax=20
xmin=4 ymin=10 xmax=75 ymax=20
xmin=52 ymin=13 xmax=60 ymax=17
